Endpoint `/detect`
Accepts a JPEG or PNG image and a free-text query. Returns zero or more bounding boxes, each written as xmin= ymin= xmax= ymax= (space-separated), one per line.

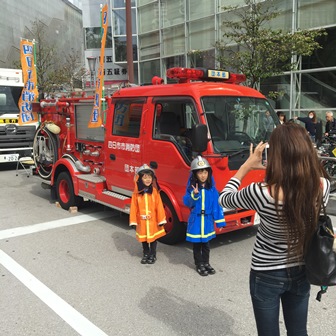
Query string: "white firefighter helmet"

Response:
xmin=136 ymin=164 xmax=155 ymax=175
xmin=190 ymin=156 xmax=211 ymax=171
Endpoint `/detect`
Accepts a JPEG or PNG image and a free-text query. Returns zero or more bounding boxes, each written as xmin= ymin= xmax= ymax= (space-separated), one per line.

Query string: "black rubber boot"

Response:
xmin=147 ymin=255 xmax=156 ymax=264
xmin=204 ymin=263 xmax=216 ymax=275
xmin=141 ymin=254 xmax=149 ymax=264
xmin=196 ymin=264 xmax=208 ymax=276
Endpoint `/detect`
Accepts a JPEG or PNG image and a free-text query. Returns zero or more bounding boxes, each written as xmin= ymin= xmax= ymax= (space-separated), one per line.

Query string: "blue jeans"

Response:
xmin=250 ymin=266 xmax=310 ymax=336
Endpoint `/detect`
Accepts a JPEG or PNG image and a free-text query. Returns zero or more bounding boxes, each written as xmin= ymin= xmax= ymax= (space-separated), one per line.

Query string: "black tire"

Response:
xmin=158 ymin=193 xmax=186 ymax=245
xmin=33 ymin=126 xmax=58 ymax=180
xmin=56 ymin=172 xmax=83 ymax=210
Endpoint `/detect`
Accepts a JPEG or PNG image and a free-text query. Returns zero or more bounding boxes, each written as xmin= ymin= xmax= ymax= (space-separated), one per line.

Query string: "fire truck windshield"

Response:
xmin=202 ymin=96 xmax=278 ymax=154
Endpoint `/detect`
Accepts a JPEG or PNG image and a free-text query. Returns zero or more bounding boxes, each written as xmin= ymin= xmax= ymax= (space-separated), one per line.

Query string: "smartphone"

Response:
xmin=264 ymin=143 xmax=269 ymax=166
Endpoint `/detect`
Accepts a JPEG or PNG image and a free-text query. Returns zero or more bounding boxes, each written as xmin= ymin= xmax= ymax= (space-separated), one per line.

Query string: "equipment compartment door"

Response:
xmin=104 ymin=99 xmax=144 ymax=193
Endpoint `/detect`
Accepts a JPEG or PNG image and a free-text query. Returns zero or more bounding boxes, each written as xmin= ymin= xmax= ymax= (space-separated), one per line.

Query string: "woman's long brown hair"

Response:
xmin=265 ymin=123 xmax=325 ymax=259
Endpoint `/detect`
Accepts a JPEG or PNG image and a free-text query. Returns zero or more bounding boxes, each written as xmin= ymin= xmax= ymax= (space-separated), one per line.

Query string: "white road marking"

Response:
xmin=0 ymin=250 xmax=108 ymax=336
xmin=0 ymin=212 xmax=114 ymax=240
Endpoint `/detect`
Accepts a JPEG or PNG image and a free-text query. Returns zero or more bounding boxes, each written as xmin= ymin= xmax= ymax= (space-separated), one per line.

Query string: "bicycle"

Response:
xmin=317 ymin=133 xmax=336 ymax=192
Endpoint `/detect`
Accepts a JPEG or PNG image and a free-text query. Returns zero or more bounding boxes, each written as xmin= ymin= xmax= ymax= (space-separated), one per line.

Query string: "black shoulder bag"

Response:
xmin=305 ymin=202 xmax=336 ymax=301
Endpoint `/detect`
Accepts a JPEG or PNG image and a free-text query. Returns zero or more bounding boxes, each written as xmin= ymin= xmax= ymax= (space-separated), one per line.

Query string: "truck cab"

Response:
xmin=33 ymin=67 xmax=279 ymax=244
xmin=0 ymin=68 xmax=37 ymax=163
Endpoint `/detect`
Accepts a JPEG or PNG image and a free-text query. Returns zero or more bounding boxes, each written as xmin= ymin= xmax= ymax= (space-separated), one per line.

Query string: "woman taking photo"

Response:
xmin=219 ymin=123 xmax=330 ymax=336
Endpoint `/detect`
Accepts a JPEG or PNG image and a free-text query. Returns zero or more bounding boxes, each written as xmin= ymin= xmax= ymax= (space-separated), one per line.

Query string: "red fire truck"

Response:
xmin=32 ymin=67 xmax=278 ymax=244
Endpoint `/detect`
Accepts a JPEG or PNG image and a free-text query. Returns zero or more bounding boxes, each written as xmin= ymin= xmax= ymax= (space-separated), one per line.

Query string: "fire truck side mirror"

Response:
xmin=192 ymin=124 xmax=208 ymax=153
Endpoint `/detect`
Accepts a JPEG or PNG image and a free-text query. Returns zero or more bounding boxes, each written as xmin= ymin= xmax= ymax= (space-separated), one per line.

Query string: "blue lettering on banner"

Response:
xmin=26 ymin=81 xmax=35 ymax=90
xmin=25 ymin=56 xmax=32 ymax=68
xmin=21 ymin=91 xmax=35 ymax=102
xmin=22 ymin=44 xmax=33 ymax=54
xmin=20 ymin=112 xmax=35 ymax=123
xmin=91 ymin=108 xmax=99 ymax=122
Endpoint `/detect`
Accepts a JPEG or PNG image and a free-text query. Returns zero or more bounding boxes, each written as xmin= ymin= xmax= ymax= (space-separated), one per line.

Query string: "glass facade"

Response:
xmin=137 ymin=0 xmax=336 ymax=119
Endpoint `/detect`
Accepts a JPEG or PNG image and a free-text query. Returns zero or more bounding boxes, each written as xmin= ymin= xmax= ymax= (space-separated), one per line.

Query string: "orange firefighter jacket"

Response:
xmin=130 ymin=188 xmax=167 ymax=243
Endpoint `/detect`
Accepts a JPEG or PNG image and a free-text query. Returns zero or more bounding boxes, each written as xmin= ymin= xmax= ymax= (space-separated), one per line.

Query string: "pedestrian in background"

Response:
xmin=183 ymin=156 xmax=226 ymax=276
xmin=129 ymin=164 xmax=166 ymax=264
xmin=325 ymin=111 xmax=336 ymax=136
xmin=276 ymin=111 xmax=286 ymax=124
xmin=294 ymin=110 xmax=317 ymax=142
xmin=219 ymin=123 xmax=330 ymax=336
xmin=263 ymin=110 xmax=275 ymax=140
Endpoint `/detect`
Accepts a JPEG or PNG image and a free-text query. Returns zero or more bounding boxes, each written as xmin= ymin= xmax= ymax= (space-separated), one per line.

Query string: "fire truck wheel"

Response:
xmin=159 ymin=194 xmax=186 ymax=245
xmin=56 ymin=172 xmax=83 ymax=210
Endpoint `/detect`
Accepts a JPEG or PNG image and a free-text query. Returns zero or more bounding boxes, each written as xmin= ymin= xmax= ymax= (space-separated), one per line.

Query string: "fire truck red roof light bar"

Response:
xmin=166 ymin=67 xmax=246 ymax=84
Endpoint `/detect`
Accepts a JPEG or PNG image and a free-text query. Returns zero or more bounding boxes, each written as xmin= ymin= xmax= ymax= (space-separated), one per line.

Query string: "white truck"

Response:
xmin=0 ymin=68 xmax=38 ymax=163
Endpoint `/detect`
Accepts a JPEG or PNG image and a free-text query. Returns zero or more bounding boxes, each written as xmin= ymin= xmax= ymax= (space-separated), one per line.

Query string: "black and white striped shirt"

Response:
xmin=219 ymin=177 xmax=330 ymax=271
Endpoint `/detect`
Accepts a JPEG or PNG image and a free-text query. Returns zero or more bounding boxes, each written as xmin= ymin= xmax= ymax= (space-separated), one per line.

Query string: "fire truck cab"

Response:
xmin=33 ymin=67 xmax=278 ymax=244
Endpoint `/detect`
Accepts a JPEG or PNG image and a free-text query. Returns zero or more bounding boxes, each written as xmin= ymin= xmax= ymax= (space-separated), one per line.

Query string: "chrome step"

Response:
xmin=102 ymin=190 xmax=130 ymax=200
xmin=77 ymin=174 xmax=106 ymax=183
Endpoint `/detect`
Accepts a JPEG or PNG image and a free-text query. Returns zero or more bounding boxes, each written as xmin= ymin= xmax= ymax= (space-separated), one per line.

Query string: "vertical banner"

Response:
xmin=18 ymin=40 xmax=38 ymax=125
xmin=88 ymin=4 xmax=108 ymax=128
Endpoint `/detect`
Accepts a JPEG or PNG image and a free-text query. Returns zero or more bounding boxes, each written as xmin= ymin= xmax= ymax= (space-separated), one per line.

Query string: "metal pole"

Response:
xmin=126 ymin=0 xmax=134 ymax=83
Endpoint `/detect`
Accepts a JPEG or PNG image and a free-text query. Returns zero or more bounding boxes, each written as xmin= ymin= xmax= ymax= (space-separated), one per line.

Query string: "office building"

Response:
xmin=0 ymin=0 xmax=83 ymax=70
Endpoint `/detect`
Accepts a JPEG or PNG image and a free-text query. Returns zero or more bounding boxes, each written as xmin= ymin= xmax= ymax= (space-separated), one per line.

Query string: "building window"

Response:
xmin=85 ymin=27 xmax=112 ymax=49
xmin=113 ymin=8 xmax=136 ymax=35
xmin=113 ymin=0 xmax=136 ymax=8
xmin=162 ymin=24 xmax=185 ymax=57
xmin=161 ymin=0 xmax=185 ymax=27
xmin=139 ymin=32 xmax=160 ymax=61
xmin=188 ymin=0 xmax=215 ymax=21
xmin=188 ymin=18 xmax=215 ymax=51
xmin=138 ymin=3 xmax=159 ymax=34
xmin=140 ymin=60 xmax=160 ymax=84
xmin=188 ymin=49 xmax=216 ymax=68
xmin=114 ymin=36 xmax=138 ymax=62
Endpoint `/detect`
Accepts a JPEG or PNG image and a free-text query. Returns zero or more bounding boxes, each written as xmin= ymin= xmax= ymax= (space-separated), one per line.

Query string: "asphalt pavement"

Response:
xmin=1 ymin=164 xmax=336 ymax=336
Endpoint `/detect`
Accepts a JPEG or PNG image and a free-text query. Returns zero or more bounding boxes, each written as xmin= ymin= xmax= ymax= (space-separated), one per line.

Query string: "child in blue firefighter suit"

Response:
xmin=183 ymin=156 xmax=226 ymax=276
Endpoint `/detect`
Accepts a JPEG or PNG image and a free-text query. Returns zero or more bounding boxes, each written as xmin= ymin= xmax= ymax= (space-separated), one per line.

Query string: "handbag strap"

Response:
xmin=320 ymin=199 xmax=335 ymax=236
xmin=320 ymin=192 xmax=327 ymax=217
xmin=315 ymin=193 xmax=335 ymax=302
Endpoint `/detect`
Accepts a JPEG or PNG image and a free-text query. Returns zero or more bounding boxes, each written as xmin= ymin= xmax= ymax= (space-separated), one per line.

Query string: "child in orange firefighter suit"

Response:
xmin=129 ymin=164 xmax=167 ymax=264
xmin=183 ymin=156 xmax=226 ymax=276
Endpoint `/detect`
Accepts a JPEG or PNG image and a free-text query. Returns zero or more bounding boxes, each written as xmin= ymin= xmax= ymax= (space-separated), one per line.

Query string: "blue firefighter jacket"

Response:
xmin=183 ymin=175 xmax=226 ymax=243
